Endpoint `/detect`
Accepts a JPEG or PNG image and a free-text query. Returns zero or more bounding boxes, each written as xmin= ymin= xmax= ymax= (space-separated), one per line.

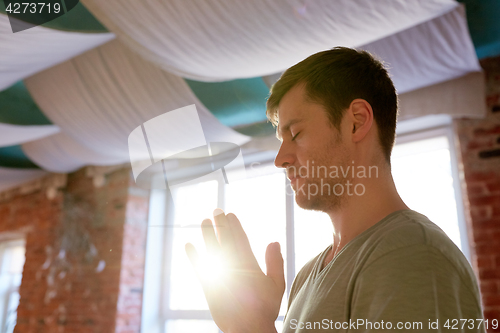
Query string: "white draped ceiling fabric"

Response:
xmin=0 ymin=123 xmax=59 ymax=147
xmin=0 ymin=14 xmax=115 ymax=91
xmin=80 ymin=0 xmax=458 ymax=81
xmin=260 ymin=4 xmax=482 ymax=101
xmin=0 ymin=167 xmax=47 ymax=193
xmin=23 ymin=40 xmax=249 ymax=173
xmin=361 ymin=5 xmax=480 ymax=94
xmin=359 ymin=4 xmax=486 ymax=119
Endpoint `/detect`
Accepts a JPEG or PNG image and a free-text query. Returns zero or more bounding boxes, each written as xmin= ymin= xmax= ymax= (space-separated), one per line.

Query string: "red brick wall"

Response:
xmin=454 ymin=56 xmax=500 ymax=332
xmin=115 ymin=186 xmax=149 ymax=333
xmin=0 ymin=167 xmax=149 ymax=333
xmin=0 ymin=182 xmax=64 ymax=332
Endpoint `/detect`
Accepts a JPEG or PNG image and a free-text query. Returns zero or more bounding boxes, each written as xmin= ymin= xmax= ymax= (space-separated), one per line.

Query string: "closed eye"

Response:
xmin=291 ymin=132 xmax=300 ymax=141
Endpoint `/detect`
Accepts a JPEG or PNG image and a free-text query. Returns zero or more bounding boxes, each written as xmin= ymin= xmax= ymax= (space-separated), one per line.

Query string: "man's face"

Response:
xmin=274 ymin=83 xmax=352 ymax=212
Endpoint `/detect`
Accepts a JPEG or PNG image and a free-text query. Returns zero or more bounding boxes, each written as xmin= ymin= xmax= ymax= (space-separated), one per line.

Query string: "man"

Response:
xmin=186 ymin=47 xmax=484 ymax=332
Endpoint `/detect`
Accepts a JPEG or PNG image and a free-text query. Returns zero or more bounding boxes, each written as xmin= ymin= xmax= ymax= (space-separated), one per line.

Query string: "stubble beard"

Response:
xmin=294 ymin=132 xmax=351 ymax=213
xmin=294 ymin=167 xmax=350 ymax=213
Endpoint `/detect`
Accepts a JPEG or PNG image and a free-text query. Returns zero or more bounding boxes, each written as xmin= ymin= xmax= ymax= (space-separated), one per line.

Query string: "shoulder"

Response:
xmin=354 ymin=210 xmax=481 ymax=304
xmin=349 ymin=211 xmax=483 ymax=321
xmin=360 ymin=209 xmax=466 ymax=267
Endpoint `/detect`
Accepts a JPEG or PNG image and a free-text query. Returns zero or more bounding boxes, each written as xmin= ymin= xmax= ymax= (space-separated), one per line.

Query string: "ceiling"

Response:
xmin=0 ymin=0 xmax=497 ymax=191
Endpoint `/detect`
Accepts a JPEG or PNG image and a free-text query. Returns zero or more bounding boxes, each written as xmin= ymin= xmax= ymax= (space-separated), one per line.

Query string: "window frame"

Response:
xmin=0 ymin=236 xmax=26 ymax=333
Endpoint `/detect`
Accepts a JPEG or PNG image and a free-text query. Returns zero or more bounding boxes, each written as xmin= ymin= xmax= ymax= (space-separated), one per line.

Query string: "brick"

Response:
xmin=486 ymin=93 xmax=500 ymax=107
xmin=484 ymin=295 xmax=500 ymax=307
xmin=481 ymin=281 xmax=499 ymax=294
xmin=478 ymin=255 xmax=496 ymax=269
xmin=468 ymin=182 xmax=490 ymax=197
xmin=469 ymin=194 xmax=500 ymax=207
xmin=466 ymin=138 xmax=495 ymax=150
xmin=477 ymin=244 xmax=500 ymax=258
xmin=465 ymin=171 xmax=498 ymax=183
xmin=471 ymin=219 xmax=500 ymax=231
xmin=473 ymin=126 xmax=500 ymax=137
xmin=495 ymin=255 xmax=500 ymax=268
xmin=487 ymin=180 xmax=500 ymax=194
xmin=471 ymin=206 xmax=494 ymax=222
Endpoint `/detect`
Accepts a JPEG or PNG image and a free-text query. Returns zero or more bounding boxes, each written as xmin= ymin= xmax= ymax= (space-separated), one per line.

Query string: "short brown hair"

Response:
xmin=266 ymin=47 xmax=398 ymax=163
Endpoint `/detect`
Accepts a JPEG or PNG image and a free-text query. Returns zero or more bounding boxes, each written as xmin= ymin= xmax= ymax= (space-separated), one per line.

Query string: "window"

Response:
xmin=391 ymin=124 xmax=469 ymax=259
xmin=142 ymin=123 xmax=469 ymax=333
xmin=0 ymin=238 xmax=25 ymax=333
xmin=161 ymin=167 xmax=288 ymax=332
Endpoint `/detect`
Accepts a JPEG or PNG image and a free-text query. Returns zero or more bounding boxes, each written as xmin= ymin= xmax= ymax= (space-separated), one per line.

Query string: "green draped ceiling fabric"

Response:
xmin=458 ymin=0 xmax=500 ymax=59
xmin=186 ymin=78 xmax=274 ymax=136
xmin=0 ymin=82 xmax=51 ymax=125
xmin=0 ymin=1 xmax=108 ymax=32
xmin=0 ymin=82 xmax=58 ymax=166
xmin=0 ymin=145 xmax=39 ymax=168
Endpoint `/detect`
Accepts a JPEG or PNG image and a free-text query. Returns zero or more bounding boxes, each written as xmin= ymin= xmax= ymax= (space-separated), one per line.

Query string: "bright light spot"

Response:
xmin=199 ymin=253 xmax=229 ymax=284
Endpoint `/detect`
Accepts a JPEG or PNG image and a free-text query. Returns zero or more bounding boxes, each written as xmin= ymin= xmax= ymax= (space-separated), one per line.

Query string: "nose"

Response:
xmin=274 ymin=142 xmax=295 ymax=169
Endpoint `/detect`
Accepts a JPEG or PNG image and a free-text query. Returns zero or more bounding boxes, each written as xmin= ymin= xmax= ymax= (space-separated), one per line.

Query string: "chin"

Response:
xmin=294 ymin=192 xmax=327 ymax=212
xmin=293 ymin=180 xmax=343 ymax=212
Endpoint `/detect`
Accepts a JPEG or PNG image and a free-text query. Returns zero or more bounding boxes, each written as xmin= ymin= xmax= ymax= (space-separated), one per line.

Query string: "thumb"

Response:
xmin=265 ymin=242 xmax=285 ymax=294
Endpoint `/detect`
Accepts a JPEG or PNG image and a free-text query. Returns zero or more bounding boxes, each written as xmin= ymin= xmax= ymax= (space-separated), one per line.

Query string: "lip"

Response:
xmin=288 ymin=176 xmax=302 ymax=190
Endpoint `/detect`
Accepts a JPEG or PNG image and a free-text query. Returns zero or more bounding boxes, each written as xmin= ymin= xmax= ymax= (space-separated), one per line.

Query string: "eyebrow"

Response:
xmin=276 ymin=118 xmax=304 ymax=141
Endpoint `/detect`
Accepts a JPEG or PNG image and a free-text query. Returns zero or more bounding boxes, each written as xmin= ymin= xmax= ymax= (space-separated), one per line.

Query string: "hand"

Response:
xmin=185 ymin=209 xmax=285 ymax=333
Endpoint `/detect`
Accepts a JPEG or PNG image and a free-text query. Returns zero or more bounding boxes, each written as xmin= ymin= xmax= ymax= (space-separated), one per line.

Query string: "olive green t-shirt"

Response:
xmin=283 ymin=209 xmax=485 ymax=332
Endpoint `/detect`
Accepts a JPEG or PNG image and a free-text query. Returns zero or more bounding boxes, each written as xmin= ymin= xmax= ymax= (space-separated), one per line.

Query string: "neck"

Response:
xmin=325 ymin=165 xmax=409 ymax=256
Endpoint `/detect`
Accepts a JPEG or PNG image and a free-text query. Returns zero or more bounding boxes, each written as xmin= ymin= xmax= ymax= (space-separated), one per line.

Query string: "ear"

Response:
xmin=348 ymin=99 xmax=373 ymax=143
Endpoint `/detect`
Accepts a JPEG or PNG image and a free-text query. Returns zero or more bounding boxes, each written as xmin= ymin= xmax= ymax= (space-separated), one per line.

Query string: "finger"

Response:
xmin=213 ymin=209 xmax=237 ymax=253
xmin=265 ymin=242 xmax=286 ymax=294
xmin=226 ymin=213 xmax=261 ymax=271
xmin=201 ymin=218 xmax=220 ymax=255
